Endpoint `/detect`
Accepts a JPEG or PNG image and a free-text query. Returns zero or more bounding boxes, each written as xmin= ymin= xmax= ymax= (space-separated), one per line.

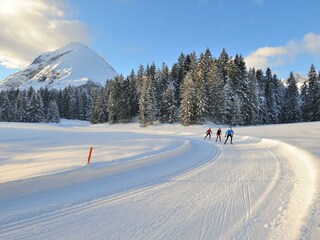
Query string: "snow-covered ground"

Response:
xmin=0 ymin=120 xmax=319 ymax=239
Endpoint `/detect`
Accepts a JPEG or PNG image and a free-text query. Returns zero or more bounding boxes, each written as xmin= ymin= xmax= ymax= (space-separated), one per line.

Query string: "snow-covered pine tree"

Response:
xmin=303 ymin=64 xmax=320 ymax=121
xmin=127 ymin=70 xmax=139 ymax=117
xmin=46 ymin=100 xmax=60 ymax=123
xmin=194 ymin=52 xmax=209 ymax=124
xmin=108 ymin=76 xmax=121 ymax=124
xmin=171 ymin=53 xmax=186 ymax=105
xmin=203 ymin=48 xmax=213 ymax=117
xmin=117 ymin=75 xmax=131 ymax=123
xmin=121 ymin=75 xmax=136 ymax=122
xmin=79 ymin=89 xmax=91 ymax=120
xmin=281 ymin=72 xmax=301 ymax=123
xmin=217 ymin=48 xmax=229 ymax=84
xmin=69 ymin=88 xmax=80 ymax=119
xmin=1 ymin=94 xmax=15 ymax=122
xmin=256 ymin=69 xmax=267 ymax=124
xmin=60 ymin=86 xmax=72 ymax=119
xmin=27 ymin=86 xmax=35 ymax=98
xmin=160 ymin=81 xmax=178 ymax=123
xmin=158 ymin=63 xmax=170 ymax=96
xmin=55 ymin=90 xmax=63 ymax=118
xmin=138 ymin=78 xmax=148 ymax=127
xmin=234 ymin=55 xmax=258 ymax=125
xmin=139 ymin=75 xmax=157 ymax=127
xmin=90 ymin=88 xmax=106 ymax=124
xmin=135 ymin=65 xmax=144 ymax=97
xmin=146 ymin=63 xmax=159 ymax=119
xmin=0 ymin=92 xmax=3 ymax=121
xmin=300 ymin=81 xmax=309 ymax=122
xmin=317 ymin=70 xmax=320 ymax=120
xmin=28 ymin=91 xmax=45 ymax=122
xmin=222 ymin=79 xmax=237 ymax=125
xmin=39 ymin=87 xmax=51 ymax=117
xmin=227 ymin=55 xmax=243 ymax=125
xmin=264 ymin=68 xmax=276 ymax=123
xmin=209 ymin=59 xmax=226 ymax=124
xmin=273 ymin=74 xmax=284 ymax=123
xmin=15 ymin=91 xmax=27 ymax=122
xmin=180 ymin=72 xmax=196 ymax=126
xmin=247 ymin=68 xmax=260 ymax=125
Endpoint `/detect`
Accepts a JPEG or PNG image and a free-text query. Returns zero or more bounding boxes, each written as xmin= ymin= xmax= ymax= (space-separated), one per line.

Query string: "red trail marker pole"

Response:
xmin=87 ymin=147 xmax=93 ymax=165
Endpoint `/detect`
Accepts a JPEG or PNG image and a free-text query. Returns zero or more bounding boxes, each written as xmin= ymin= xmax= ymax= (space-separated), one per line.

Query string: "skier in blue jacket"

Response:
xmin=224 ymin=127 xmax=234 ymax=144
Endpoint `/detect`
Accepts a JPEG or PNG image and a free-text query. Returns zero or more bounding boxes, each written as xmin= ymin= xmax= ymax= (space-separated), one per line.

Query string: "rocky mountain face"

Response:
xmin=0 ymin=42 xmax=117 ymax=90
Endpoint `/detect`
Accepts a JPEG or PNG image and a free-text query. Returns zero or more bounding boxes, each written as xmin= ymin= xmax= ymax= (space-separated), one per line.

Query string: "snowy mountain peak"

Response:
xmin=0 ymin=42 xmax=117 ymax=90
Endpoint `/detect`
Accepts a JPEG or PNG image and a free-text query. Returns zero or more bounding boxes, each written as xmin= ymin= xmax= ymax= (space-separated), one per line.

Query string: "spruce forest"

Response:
xmin=1 ymin=48 xmax=319 ymax=126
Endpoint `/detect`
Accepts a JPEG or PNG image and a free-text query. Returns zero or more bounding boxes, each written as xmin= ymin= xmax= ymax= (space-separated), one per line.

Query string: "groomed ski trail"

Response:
xmin=0 ymin=135 xmax=316 ymax=240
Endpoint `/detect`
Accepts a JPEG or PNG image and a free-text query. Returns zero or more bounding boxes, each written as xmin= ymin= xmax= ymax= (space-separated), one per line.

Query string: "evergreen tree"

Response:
xmin=301 ymin=64 xmax=320 ymax=121
xmin=194 ymin=52 xmax=209 ymax=124
xmin=158 ymin=63 xmax=170 ymax=95
xmin=246 ymin=68 xmax=260 ymax=125
xmin=28 ymin=91 xmax=45 ymax=122
xmin=146 ymin=63 xmax=159 ymax=119
xmin=61 ymin=86 xmax=72 ymax=119
xmin=227 ymin=55 xmax=244 ymax=125
xmin=308 ymin=65 xmax=320 ymax=121
xmin=300 ymin=81 xmax=309 ymax=122
xmin=90 ymin=88 xmax=106 ymax=124
xmin=180 ymin=73 xmax=196 ymax=126
xmin=15 ymin=91 xmax=27 ymax=122
xmin=256 ymin=69 xmax=267 ymax=124
xmin=171 ymin=53 xmax=186 ymax=105
xmin=120 ymin=76 xmax=135 ymax=122
xmin=39 ymin=87 xmax=51 ymax=117
xmin=209 ymin=59 xmax=226 ymax=124
xmin=135 ymin=65 xmax=145 ymax=97
xmin=281 ymin=72 xmax=301 ymax=123
xmin=273 ymin=74 xmax=284 ymax=123
xmin=46 ymin=100 xmax=60 ymax=123
xmin=69 ymin=88 xmax=80 ymax=119
xmin=138 ymin=75 xmax=157 ymax=127
xmin=1 ymin=94 xmax=15 ymax=122
xmin=108 ymin=77 xmax=120 ymax=124
xmin=264 ymin=68 xmax=277 ymax=123
xmin=160 ymin=81 xmax=178 ymax=123
xmin=222 ymin=80 xmax=237 ymax=125
xmin=56 ymin=90 xmax=64 ymax=117
xmin=217 ymin=48 xmax=229 ymax=84
xmin=127 ymin=70 xmax=139 ymax=117
xmin=79 ymin=89 xmax=91 ymax=120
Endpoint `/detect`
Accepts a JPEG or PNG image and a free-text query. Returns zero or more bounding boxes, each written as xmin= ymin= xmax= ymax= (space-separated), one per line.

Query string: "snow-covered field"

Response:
xmin=0 ymin=120 xmax=319 ymax=240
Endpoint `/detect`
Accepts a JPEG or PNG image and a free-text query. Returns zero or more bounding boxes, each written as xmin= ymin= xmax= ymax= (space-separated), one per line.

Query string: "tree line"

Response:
xmin=0 ymin=48 xmax=319 ymax=126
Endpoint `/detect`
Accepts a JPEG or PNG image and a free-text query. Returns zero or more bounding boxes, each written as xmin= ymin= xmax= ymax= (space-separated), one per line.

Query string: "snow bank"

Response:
xmin=260 ymin=138 xmax=317 ymax=239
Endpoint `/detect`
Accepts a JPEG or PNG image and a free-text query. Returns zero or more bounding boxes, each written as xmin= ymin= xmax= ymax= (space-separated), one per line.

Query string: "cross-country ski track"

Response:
xmin=0 ymin=122 xmax=319 ymax=239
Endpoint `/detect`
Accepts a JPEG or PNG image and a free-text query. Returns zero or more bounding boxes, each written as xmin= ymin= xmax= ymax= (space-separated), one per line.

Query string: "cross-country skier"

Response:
xmin=224 ymin=127 xmax=234 ymax=144
xmin=204 ymin=128 xmax=212 ymax=140
xmin=216 ymin=128 xmax=222 ymax=142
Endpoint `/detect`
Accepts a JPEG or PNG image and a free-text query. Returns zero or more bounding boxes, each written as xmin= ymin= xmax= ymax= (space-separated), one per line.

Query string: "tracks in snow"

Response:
xmin=0 ymin=137 xmax=218 ymax=238
xmin=0 ymin=135 xmax=316 ymax=240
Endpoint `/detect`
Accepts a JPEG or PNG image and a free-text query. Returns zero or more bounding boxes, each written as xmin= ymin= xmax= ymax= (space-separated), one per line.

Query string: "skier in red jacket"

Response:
xmin=204 ymin=128 xmax=212 ymax=140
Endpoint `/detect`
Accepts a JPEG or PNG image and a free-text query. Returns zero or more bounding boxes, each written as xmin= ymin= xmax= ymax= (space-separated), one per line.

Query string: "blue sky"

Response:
xmin=1 ymin=0 xmax=320 ymax=80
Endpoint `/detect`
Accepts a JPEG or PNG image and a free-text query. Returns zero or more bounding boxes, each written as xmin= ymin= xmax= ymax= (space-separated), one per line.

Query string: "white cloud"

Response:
xmin=245 ymin=33 xmax=320 ymax=70
xmin=0 ymin=0 xmax=89 ymax=69
xmin=303 ymin=33 xmax=320 ymax=55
